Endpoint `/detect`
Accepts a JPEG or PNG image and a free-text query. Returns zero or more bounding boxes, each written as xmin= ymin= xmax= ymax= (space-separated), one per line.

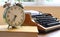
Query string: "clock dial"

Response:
xmin=5 ymin=6 xmax=25 ymax=26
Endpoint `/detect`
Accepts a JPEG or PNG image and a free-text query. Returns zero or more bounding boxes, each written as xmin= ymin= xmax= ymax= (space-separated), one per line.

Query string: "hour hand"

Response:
xmin=13 ymin=15 xmax=17 ymax=21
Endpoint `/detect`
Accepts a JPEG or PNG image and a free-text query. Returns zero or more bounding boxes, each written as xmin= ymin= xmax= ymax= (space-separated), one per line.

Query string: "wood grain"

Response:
xmin=0 ymin=25 xmax=38 ymax=37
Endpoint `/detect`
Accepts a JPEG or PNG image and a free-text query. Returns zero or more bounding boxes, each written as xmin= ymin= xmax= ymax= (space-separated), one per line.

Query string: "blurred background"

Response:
xmin=0 ymin=0 xmax=60 ymax=25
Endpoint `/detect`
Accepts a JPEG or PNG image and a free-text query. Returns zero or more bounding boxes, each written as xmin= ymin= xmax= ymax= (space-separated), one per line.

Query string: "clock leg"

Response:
xmin=8 ymin=25 xmax=11 ymax=29
xmin=8 ymin=25 xmax=17 ymax=29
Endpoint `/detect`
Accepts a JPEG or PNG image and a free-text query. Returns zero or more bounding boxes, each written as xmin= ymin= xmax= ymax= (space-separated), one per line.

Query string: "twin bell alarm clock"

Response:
xmin=3 ymin=1 xmax=25 ymax=29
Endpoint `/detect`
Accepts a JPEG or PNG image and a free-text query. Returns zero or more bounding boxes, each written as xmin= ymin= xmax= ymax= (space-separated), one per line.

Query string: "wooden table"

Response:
xmin=0 ymin=25 xmax=60 ymax=37
xmin=0 ymin=25 xmax=38 ymax=37
xmin=38 ymin=29 xmax=60 ymax=37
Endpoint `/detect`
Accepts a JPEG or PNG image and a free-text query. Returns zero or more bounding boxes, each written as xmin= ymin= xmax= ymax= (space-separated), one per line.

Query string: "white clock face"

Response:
xmin=5 ymin=6 xmax=25 ymax=26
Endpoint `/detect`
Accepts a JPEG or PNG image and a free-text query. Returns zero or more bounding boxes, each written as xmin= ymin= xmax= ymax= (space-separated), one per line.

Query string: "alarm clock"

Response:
xmin=3 ymin=3 xmax=25 ymax=29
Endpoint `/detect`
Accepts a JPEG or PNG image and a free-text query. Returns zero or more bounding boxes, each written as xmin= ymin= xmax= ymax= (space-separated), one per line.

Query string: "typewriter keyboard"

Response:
xmin=32 ymin=13 xmax=60 ymax=28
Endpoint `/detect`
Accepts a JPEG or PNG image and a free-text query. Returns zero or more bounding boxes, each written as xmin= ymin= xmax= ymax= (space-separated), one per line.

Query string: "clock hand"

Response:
xmin=13 ymin=15 xmax=17 ymax=21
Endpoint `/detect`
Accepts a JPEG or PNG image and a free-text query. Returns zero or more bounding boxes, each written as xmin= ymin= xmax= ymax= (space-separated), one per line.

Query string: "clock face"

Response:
xmin=5 ymin=6 xmax=25 ymax=26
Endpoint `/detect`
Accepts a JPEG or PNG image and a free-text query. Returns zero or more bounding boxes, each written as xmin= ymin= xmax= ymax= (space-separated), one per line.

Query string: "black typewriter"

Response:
xmin=31 ymin=13 xmax=60 ymax=32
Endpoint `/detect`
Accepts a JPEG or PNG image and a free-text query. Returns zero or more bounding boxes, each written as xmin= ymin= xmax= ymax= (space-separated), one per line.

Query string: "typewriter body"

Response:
xmin=23 ymin=10 xmax=60 ymax=32
xmin=31 ymin=13 xmax=60 ymax=32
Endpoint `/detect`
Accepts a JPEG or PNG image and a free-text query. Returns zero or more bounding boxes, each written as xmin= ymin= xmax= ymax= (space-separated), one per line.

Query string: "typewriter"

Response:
xmin=31 ymin=13 xmax=60 ymax=32
xmin=22 ymin=10 xmax=60 ymax=32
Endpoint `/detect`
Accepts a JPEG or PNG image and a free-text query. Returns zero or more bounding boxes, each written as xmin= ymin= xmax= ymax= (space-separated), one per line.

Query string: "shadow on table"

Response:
xmin=38 ymin=28 xmax=60 ymax=34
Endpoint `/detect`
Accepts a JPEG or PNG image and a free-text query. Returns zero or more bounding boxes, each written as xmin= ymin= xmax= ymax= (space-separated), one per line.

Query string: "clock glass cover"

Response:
xmin=4 ymin=6 xmax=25 ymax=27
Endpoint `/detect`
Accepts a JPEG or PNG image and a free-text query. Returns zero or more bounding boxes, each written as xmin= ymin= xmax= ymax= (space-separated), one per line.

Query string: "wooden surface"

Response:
xmin=0 ymin=25 xmax=60 ymax=37
xmin=24 ymin=6 xmax=60 ymax=19
xmin=0 ymin=25 xmax=38 ymax=32
xmin=0 ymin=25 xmax=38 ymax=37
